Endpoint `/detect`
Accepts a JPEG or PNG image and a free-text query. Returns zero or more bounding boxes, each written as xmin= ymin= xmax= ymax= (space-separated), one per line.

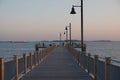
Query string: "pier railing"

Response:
xmin=66 ymin=45 xmax=120 ymax=80
xmin=0 ymin=45 xmax=56 ymax=80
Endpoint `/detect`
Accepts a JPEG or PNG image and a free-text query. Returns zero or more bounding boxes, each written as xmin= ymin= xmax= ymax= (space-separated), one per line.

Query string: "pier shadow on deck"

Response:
xmin=21 ymin=47 xmax=93 ymax=80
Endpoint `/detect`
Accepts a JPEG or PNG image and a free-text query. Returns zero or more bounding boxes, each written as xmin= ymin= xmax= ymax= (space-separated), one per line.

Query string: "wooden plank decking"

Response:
xmin=21 ymin=47 xmax=93 ymax=80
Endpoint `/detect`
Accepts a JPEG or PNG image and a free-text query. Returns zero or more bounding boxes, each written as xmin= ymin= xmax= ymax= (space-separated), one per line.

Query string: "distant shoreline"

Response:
xmin=91 ymin=40 xmax=112 ymax=42
xmin=0 ymin=40 xmax=120 ymax=43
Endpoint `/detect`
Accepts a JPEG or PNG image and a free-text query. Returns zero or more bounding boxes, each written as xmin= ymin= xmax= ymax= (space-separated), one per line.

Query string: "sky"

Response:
xmin=0 ymin=0 xmax=120 ymax=41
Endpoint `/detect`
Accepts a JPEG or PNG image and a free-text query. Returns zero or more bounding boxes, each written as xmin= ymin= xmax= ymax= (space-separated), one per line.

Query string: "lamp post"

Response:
xmin=66 ymin=23 xmax=72 ymax=45
xmin=60 ymin=32 xmax=62 ymax=46
xmin=70 ymin=0 xmax=85 ymax=52
xmin=69 ymin=23 xmax=71 ymax=46
xmin=65 ymin=26 xmax=68 ymax=44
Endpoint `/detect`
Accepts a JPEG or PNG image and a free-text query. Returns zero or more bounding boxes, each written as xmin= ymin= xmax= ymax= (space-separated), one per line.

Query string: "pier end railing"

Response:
xmin=66 ymin=45 xmax=120 ymax=80
xmin=0 ymin=45 xmax=56 ymax=80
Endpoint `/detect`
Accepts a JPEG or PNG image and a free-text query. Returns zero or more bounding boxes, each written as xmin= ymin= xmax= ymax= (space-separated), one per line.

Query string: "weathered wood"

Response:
xmin=0 ymin=57 xmax=4 ymax=80
xmin=30 ymin=53 xmax=32 ymax=70
xmin=14 ymin=55 xmax=18 ymax=80
xmin=88 ymin=53 xmax=91 ymax=75
xmin=34 ymin=52 xmax=37 ymax=66
xmin=23 ymin=53 xmax=27 ymax=74
xmin=21 ymin=47 xmax=93 ymax=80
xmin=105 ymin=57 xmax=111 ymax=80
xmin=94 ymin=55 xmax=98 ymax=80
xmin=37 ymin=52 xmax=39 ymax=64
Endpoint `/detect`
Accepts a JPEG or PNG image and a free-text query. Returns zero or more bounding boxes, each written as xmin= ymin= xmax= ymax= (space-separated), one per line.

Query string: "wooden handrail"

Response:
xmin=0 ymin=45 xmax=56 ymax=80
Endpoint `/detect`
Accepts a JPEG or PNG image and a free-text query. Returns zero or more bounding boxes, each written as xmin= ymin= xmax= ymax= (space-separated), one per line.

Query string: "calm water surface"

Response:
xmin=0 ymin=42 xmax=35 ymax=57
xmin=86 ymin=41 xmax=120 ymax=61
xmin=0 ymin=41 xmax=120 ymax=62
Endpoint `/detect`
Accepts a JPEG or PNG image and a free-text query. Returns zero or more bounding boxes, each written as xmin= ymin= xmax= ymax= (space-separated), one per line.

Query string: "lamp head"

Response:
xmin=65 ymin=27 xmax=68 ymax=30
xmin=70 ymin=6 xmax=76 ymax=14
xmin=64 ymin=32 xmax=65 ymax=35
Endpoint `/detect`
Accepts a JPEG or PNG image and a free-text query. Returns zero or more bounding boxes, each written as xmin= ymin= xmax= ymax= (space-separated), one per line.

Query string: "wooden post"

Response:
xmin=41 ymin=50 xmax=43 ymax=59
xmin=78 ymin=53 xmax=80 ymax=64
xmin=23 ymin=53 xmax=27 ymax=74
xmin=37 ymin=52 xmax=39 ymax=64
xmin=39 ymin=51 xmax=41 ymax=63
xmin=81 ymin=53 xmax=83 ymax=67
xmin=79 ymin=52 xmax=81 ymax=65
xmin=105 ymin=57 xmax=111 ymax=80
xmin=83 ymin=51 xmax=86 ymax=68
xmin=36 ymin=52 xmax=38 ymax=65
xmin=88 ymin=53 xmax=91 ymax=75
xmin=36 ymin=52 xmax=37 ymax=65
xmin=30 ymin=53 xmax=32 ymax=70
xmin=43 ymin=49 xmax=45 ymax=57
xmin=35 ymin=52 xmax=37 ymax=65
xmin=94 ymin=55 xmax=98 ymax=80
xmin=34 ymin=52 xmax=36 ymax=66
xmin=40 ymin=51 xmax=41 ymax=61
xmin=38 ymin=52 xmax=40 ymax=63
xmin=0 ymin=57 xmax=4 ymax=80
xmin=38 ymin=52 xmax=40 ymax=64
xmin=14 ymin=55 xmax=18 ymax=80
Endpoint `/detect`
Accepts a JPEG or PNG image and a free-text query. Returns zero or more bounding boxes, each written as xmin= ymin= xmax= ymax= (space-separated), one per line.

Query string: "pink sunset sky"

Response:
xmin=0 ymin=0 xmax=120 ymax=41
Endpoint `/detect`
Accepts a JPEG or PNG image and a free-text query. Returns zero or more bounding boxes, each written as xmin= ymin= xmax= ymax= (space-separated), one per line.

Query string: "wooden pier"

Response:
xmin=21 ymin=47 xmax=93 ymax=80
xmin=1 ymin=45 xmax=120 ymax=80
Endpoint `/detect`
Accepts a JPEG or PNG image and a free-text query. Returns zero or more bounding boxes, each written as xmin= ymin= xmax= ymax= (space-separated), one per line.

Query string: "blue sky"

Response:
xmin=0 ymin=0 xmax=120 ymax=41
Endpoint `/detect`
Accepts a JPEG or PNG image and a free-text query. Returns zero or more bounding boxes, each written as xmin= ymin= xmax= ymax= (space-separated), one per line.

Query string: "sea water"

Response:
xmin=0 ymin=42 xmax=36 ymax=58
xmin=0 ymin=41 xmax=120 ymax=61
xmin=0 ymin=41 xmax=57 ymax=58
xmin=86 ymin=41 xmax=120 ymax=61
xmin=75 ymin=41 xmax=120 ymax=66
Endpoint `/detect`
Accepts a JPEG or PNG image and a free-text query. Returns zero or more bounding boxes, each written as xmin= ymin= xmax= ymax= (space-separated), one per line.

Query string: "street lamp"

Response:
xmin=70 ymin=0 xmax=85 ymax=52
xmin=70 ymin=6 xmax=76 ymax=14
xmin=60 ymin=32 xmax=61 ymax=46
xmin=66 ymin=23 xmax=72 ymax=46
xmin=65 ymin=26 xmax=68 ymax=44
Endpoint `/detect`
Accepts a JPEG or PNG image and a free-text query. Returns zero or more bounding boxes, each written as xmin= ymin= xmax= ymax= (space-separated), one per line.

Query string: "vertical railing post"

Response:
xmin=79 ymin=51 xmax=81 ymax=64
xmin=23 ymin=53 xmax=27 ymax=74
xmin=105 ymin=57 xmax=111 ymax=80
xmin=34 ymin=52 xmax=37 ymax=66
xmin=30 ymin=53 xmax=32 ymax=70
xmin=40 ymin=50 xmax=42 ymax=62
xmin=94 ymin=55 xmax=98 ymax=80
xmin=83 ymin=51 xmax=86 ymax=68
xmin=78 ymin=53 xmax=80 ymax=64
xmin=35 ymin=52 xmax=37 ymax=65
xmin=38 ymin=52 xmax=39 ymax=63
xmin=88 ymin=53 xmax=91 ymax=75
xmin=80 ymin=53 xmax=83 ymax=67
xmin=42 ymin=49 xmax=44 ymax=58
xmin=14 ymin=55 xmax=18 ymax=80
xmin=41 ymin=50 xmax=43 ymax=59
xmin=37 ymin=52 xmax=39 ymax=64
xmin=45 ymin=48 xmax=46 ymax=57
xmin=36 ymin=52 xmax=38 ymax=64
xmin=0 ymin=57 xmax=4 ymax=80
